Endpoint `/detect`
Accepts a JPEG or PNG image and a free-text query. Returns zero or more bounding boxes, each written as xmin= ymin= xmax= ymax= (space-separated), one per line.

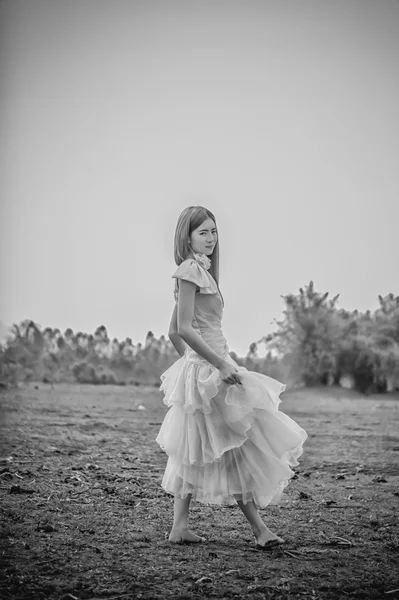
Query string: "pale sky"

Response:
xmin=0 ymin=0 xmax=398 ymax=356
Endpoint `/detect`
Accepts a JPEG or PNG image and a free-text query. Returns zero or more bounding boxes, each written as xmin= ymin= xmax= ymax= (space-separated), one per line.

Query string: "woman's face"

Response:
xmin=189 ymin=218 xmax=218 ymax=256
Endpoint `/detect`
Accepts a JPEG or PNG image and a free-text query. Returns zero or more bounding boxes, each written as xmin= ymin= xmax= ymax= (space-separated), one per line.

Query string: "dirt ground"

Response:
xmin=0 ymin=382 xmax=398 ymax=600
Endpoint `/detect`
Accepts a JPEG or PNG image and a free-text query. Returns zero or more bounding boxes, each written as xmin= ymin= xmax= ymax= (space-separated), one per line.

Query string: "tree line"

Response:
xmin=0 ymin=282 xmax=398 ymax=394
xmin=257 ymin=282 xmax=399 ymax=394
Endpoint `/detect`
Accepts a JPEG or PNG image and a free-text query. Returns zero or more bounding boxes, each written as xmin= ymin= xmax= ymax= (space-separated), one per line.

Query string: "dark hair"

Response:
xmin=173 ymin=205 xmax=224 ymax=307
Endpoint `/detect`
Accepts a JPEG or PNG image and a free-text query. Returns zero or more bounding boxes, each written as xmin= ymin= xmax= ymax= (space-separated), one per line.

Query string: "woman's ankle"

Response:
xmin=252 ymin=523 xmax=269 ymax=538
xmin=171 ymin=523 xmax=189 ymax=533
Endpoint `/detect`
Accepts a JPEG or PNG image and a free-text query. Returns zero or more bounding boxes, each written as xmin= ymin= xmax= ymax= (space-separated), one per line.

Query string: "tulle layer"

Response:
xmin=155 ymin=353 xmax=308 ymax=508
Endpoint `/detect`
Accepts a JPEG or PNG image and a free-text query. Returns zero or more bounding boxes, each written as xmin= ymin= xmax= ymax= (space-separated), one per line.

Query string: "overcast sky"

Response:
xmin=0 ymin=0 xmax=398 ymax=356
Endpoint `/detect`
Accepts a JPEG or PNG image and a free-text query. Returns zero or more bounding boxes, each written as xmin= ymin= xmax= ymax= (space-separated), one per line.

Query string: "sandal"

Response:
xmin=255 ymin=535 xmax=285 ymax=550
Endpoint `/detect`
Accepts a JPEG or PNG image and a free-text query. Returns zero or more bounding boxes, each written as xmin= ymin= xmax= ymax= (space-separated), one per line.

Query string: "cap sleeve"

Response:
xmin=172 ymin=259 xmax=219 ymax=301
xmin=172 ymin=259 xmax=210 ymax=289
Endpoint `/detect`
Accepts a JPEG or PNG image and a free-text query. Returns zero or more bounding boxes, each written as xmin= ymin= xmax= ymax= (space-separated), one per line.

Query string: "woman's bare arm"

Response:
xmin=168 ymin=333 xmax=187 ymax=357
xmin=168 ymin=302 xmax=187 ymax=357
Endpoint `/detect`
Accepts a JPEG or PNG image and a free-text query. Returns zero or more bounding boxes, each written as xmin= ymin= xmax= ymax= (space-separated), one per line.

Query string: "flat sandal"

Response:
xmin=255 ymin=535 xmax=285 ymax=550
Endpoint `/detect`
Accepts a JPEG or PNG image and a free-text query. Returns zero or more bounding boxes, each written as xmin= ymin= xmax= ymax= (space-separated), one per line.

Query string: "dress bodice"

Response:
xmin=172 ymin=258 xmax=230 ymax=362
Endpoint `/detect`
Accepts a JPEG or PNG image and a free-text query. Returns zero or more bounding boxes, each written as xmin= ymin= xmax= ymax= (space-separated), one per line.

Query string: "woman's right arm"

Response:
xmin=168 ymin=333 xmax=187 ymax=357
xmin=168 ymin=302 xmax=187 ymax=357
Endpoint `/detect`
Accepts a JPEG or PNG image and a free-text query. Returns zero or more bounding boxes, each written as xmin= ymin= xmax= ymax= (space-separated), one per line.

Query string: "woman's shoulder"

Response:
xmin=172 ymin=258 xmax=209 ymax=283
xmin=172 ymin=258 xmax=219 ymax=297
xmin=178 ymin=257 xmax=197 ymax=268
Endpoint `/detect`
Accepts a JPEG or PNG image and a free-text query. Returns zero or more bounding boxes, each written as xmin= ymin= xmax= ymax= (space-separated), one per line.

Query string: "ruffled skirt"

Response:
xmin=155 ymin=352 xmax=308 ymax=508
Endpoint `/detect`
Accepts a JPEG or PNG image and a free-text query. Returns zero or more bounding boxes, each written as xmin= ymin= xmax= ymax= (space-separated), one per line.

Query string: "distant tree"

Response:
xmin=94 ymin=325 xmax=109 ymax=342
xmin=264 ymin=282 xmax=340 ymax=386
xmin=145 ymin=330 xmax=155 ymax=348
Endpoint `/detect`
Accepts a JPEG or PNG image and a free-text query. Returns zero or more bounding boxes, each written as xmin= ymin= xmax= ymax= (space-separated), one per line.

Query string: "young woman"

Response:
xmin=155 ymin=206 xmax=308 ymax=550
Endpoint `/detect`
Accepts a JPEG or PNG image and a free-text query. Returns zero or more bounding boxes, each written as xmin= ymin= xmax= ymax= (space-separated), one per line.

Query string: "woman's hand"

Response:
xmin=218 ymin=361 xmax=243 ymax=385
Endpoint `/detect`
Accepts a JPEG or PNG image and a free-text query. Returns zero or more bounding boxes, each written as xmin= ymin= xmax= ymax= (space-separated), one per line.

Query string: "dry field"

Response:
xmin=0 ymin=382 xmax=398 ymax=600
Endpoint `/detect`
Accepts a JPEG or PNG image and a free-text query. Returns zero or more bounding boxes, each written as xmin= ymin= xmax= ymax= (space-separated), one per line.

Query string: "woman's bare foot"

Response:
xmin=168 ymin=528 xmax=206 ymax=544
xmin=254 ymin=525 xmax=285 ymax=549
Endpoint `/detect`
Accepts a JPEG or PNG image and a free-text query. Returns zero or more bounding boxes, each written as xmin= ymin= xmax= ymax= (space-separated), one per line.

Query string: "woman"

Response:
xmin=155 ymin=206 xmax=308 ymax=550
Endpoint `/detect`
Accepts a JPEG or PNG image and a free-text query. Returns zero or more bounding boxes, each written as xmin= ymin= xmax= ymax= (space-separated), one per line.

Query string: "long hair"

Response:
xmin=173 ymin=206 xmax=224 ymax=307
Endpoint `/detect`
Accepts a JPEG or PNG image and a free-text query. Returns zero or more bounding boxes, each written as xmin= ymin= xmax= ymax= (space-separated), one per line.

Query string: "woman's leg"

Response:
xmin=171 ymin=494 xmax=191 ymax=532
xmin=168 ymin=493 xmax=205 ymax=543
xmin=235 ymin=496 xmax=267 ymax=537
xmin=234 ymin=495 xmax=284 ymax=546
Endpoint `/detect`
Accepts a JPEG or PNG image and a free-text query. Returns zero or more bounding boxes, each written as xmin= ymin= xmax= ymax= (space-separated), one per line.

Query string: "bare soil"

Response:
xmin=0 ymin=383 xmax=398 ymax=600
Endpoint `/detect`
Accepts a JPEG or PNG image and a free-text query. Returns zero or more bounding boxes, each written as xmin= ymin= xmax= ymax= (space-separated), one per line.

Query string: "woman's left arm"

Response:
xmin=168 ymin=302 xmax=187 ymax=357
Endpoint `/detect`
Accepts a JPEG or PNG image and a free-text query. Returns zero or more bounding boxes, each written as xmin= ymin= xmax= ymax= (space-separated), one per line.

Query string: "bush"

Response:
xmin=71 ymin=361 xmax=98 ymax=384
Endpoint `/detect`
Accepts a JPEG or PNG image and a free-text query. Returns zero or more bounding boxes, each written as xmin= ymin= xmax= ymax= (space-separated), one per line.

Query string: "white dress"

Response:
xmin=155 ymin=256 xmax=308 ymax=508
